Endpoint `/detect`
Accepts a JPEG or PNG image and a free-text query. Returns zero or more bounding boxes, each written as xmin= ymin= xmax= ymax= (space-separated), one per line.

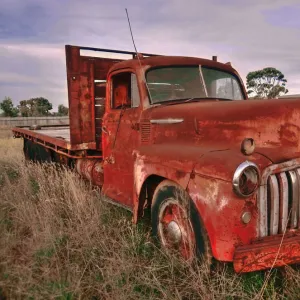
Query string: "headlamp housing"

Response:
xmin=233 ymin=161 xmax=260 ymax=197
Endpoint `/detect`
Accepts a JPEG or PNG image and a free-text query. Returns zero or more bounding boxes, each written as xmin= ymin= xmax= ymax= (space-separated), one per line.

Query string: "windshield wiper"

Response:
xmin=152 ymin=97 xmax=233 ymax=106
xmin=184 ymin=97 xmax=232 ymax=102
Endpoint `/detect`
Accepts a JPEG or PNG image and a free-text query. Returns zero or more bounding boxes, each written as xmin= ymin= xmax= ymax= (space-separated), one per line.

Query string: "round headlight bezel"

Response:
xmin=233 ymin=161 xmax=260 ymax=198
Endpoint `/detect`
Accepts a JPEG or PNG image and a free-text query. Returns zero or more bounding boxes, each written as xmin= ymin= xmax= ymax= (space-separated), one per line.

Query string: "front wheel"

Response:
xmin=151 ymin=180 xmax=212 ymax=263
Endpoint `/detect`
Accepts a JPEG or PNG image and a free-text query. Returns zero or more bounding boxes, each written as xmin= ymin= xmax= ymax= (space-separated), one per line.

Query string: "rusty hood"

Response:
xmin=146 ymin=98 xmax=300 ymax=164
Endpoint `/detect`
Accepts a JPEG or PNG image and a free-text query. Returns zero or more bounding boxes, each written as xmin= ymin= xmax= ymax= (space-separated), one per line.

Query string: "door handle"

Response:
xmin=102 ymin=126 xmax=109 ymax=135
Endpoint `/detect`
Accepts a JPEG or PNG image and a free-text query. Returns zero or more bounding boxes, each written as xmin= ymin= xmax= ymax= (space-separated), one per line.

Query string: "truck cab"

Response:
xmin=13 ymin=45 xmax=300 ymax=273
xmin=101 ymin=54 xmax=246 ymax=205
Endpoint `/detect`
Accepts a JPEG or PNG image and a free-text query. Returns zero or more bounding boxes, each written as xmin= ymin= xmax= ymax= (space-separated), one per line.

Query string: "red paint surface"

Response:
xmin=65 ymin=45 xmax=123 ymax=146
xmin=234 ymin=231 xmax=300 ymax=273
xmin=101 ymin=69 xmax=142 ymax=207
xmin=76 ymin=159 xmax=104 ymax=186
xmin=188 ymin=174 xmax=258 ymax=261
xmin=12 ymin=44 xmax=300 ymax=272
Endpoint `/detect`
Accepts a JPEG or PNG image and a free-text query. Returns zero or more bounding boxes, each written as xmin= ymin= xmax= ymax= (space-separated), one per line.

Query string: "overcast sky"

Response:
xmin=0 ymin=0 xmax=299 ymax=110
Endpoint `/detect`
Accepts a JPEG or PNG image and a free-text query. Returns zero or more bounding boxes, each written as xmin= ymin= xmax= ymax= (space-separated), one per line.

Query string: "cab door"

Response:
xmin=102 ymin=70 xmax=141 ymax=208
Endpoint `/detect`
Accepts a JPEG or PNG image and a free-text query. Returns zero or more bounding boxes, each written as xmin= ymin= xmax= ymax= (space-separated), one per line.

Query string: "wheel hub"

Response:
xmin=158 ymin=199 xmax=196 ymax=259
xmin=166 ymin=220 xmax=182 ymax=244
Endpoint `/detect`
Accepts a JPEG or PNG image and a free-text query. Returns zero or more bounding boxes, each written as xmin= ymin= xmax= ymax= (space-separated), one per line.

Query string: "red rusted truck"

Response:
xmin=12 ymin=45 xmax=300 ymax=273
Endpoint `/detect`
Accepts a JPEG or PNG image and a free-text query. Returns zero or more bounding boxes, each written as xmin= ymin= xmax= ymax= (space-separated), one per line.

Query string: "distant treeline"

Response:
xmin=0 ymin=97 xmax=69 ymax=117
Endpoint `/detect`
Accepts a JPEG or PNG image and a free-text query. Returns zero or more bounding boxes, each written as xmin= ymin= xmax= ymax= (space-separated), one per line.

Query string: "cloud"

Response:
xmin=0 ymin=0 xmax=299 ymax=111
xmin=0 ymin=72 xmax=37 ymax=84
xmin=0 ymin=42 xmax=67 ymax=109
xmin=1 ymin=43 xmax=63 ymax=58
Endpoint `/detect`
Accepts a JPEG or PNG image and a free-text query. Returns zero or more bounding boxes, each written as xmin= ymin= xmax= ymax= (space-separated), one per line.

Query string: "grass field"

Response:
xmin=0 ymin=126 xmax=300 ymax=299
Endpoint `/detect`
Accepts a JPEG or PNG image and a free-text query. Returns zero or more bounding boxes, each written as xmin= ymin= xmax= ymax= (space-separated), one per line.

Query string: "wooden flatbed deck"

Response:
xmin=12 ymin=126 xmax=102 ymax=158
xmin=31 ymin=127 xmax=71 ymax=141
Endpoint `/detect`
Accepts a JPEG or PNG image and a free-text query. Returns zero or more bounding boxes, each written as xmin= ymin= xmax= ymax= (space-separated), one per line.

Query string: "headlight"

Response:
xmin=233 ymin=161 xmax=260 ymax=197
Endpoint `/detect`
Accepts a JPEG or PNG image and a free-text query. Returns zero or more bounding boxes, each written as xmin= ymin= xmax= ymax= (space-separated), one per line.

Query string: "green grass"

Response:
xmin=0 ymin=128 xmax=300 ymax=299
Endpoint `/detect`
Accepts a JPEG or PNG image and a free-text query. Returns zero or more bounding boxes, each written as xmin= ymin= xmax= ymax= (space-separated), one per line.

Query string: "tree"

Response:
xmin=18 ymin=97 xmax=53 ymax=116
xmin=18 ymin=100 xmax=30 ymax=117
xmin=57 ymin=104 xmax=69 ymax=116
xmin=0 ymin=97 xmax=19 ymax=117
xmin=246 ymin=67 xmax=288 ymax=99
xmin=33 ymin=97 xmax=52 ymax=115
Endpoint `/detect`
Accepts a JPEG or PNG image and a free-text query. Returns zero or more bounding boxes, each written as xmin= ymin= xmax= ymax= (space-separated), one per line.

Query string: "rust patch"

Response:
xmin=75 ymin=159 xmax=104 ymax=187
xmin=176 ymin=170 xmax=186 ymax=179
xmin=279 ymin=123 xmax=300 ymax=146
xmin=234 ymin=231 xmax=300 ymax=273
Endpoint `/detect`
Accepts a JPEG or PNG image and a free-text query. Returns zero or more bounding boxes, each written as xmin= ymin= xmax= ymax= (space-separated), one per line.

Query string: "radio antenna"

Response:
xmin=125 ymin=8 xmax=152 ymax=100
xmin=125 ymin=8 xmax=139 ymax=55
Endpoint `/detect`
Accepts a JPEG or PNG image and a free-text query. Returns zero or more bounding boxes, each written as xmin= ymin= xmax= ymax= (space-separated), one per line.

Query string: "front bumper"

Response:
xmin=233 ymin=231 xmax=300 ymax=273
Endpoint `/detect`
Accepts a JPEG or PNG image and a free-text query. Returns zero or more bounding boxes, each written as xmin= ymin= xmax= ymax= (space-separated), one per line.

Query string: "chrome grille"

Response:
xmin=259 ymin=164 xmax=300 ymax=237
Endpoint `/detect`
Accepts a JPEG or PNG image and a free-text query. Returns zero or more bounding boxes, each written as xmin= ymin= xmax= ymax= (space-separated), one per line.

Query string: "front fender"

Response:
xmin=133 ymin=150 xmax=193 ymax=198
xmin=189 ymin=150 xmax=272 ymax=261
xmin=133 ymin=144 xmax=208 ymax=195
xmin=193 ymin=149 xmax=272 ymax=182
xmin=132 ymin=145 xmax=198 ymax=222
xmin=188 ymin=174 xmax=258 ymax=261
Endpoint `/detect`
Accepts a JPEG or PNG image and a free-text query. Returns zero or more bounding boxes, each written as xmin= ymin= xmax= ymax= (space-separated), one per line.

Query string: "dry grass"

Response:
xmin=0 ymin=127 xmax=299 ymax=299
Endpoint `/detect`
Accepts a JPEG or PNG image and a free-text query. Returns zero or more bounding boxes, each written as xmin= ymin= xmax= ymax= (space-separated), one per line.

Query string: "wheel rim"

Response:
xmin=158 ymin=199 xmax=195 ymax=260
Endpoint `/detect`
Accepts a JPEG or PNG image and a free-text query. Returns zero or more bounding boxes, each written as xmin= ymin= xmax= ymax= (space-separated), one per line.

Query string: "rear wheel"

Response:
xmin=151 ymin=180 xmax=211 ymax=262
xmin=23 ymin=139 xmax=52 ymax=163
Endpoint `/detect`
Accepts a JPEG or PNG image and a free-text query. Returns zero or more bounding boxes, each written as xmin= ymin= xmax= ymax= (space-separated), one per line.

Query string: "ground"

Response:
xmin=0 ymin=126 xmax=300 ymax=299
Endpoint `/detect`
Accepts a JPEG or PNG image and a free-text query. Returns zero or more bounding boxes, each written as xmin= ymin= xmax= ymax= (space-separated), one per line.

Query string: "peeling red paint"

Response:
xmin=11 ymin=44 xmax=300 ymax=273
xmin=76 ymin=159 xmax=104 ymax=186
xmin=234 ymin=231 xmax=300 ymax=273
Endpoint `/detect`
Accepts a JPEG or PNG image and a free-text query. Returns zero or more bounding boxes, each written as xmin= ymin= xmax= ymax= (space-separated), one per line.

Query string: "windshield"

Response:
xmin=146 ymin=66 xmax=244 ymax=104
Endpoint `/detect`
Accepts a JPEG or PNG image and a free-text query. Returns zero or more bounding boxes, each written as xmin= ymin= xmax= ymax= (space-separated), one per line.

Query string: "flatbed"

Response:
xmin=14 ymin=126 xmax=70 ymax=143
xmin=12 ymin=125 xmax=100 ymax=155
xmin=13 ymin=125 xmax=103 ymax=160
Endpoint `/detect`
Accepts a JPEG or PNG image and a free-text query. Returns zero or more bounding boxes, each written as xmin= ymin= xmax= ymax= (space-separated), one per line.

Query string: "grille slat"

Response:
xmin=269 ymin=175 xmax=279 ymax=235
xmin=259 ymin=167 xmax=300 ymax=237
xmin=259 ymin=184 xmax=268 ymax=237
xmin=277 ymin=173 xmax=289 ymax=233
xmin=297 ymin=169 xmax=300 ymax=229
xmin=287 ymin=170 xmax=298 ymax=229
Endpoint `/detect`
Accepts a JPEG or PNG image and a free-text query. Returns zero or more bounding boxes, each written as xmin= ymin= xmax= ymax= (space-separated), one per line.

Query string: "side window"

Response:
xmin=131 ymin=74 xmax=139 ymax=108
xmin=111 ymin=72 xmax=140 ymax=109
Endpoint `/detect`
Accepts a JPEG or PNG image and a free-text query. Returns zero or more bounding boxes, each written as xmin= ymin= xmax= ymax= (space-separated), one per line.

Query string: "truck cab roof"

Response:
xmin=109 ymin=55 xmax=239 ymax=76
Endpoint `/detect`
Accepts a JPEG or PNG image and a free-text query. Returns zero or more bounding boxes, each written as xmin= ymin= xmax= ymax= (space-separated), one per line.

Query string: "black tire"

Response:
xmin=151 ymin=180 xmax=212 ymax=263
xmin=23 ymin=139 xmax=52 ymax=163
